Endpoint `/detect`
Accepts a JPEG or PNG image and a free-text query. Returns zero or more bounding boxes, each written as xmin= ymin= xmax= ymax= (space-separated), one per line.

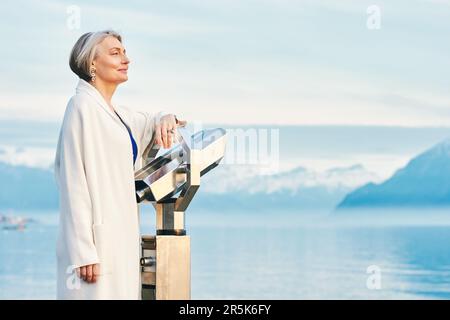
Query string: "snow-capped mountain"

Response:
xmin=189 ymin=163 xmax=380 ymax=212
xmin=0 ymin=156 xmax=379 ymax=212
xmin=202 ymin=163 xmax=381 ymax=194
xmin=337 ymin=138 xmax=450 ymax=210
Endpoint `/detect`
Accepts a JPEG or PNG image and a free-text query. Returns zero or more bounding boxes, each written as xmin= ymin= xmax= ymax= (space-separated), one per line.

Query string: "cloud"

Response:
xmin=1 ymin=0 xmax=450 ymax=126
xmin=2 ymin=60 xmax=450 ymax=126
xmin=0 ymin=145 xmax=56 ymax=170
xmin=422 ymin=0 xmax=450 ymax=5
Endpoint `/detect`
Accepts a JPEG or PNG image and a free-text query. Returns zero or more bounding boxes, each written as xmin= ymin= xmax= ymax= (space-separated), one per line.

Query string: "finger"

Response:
xmin=167 ymin=131 xmax=173 ymax=148
xmin=170 ymin=116 xmax=177 ymax=127
xmin=167 ymin=125 xmax=175 ymax=148
xmin=92 ymin=264 xmax=100 ymax=283
xmin=86 ymin=264 xmax=93 ymax=283
xmin=154 ymin=124 xmax=162 ymax=146
xmin=161 ymin=123 xmax=168 ymax=148
xmin=80 ymin=266 xmax=87 ymax=281
xmin=176 ymin=119 xmax=187 ymax=127
xmin=93 ymin=263 xmax=100 ymax=276
xmin=163 ymin=124 xmax=171 ymax=149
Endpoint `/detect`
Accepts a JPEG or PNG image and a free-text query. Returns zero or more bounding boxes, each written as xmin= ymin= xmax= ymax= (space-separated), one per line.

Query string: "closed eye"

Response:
xmin=110 ymin=47 xmax=126 ymax=55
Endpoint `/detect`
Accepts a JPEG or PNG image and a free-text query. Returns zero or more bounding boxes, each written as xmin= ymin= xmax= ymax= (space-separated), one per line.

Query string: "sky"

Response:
xmin=0 ymin=0 xmax=450 ymax=126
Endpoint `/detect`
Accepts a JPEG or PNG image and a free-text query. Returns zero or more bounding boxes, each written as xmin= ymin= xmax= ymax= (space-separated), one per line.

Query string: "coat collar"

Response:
xmin=75 ymin=78 xmax=127 ymax=126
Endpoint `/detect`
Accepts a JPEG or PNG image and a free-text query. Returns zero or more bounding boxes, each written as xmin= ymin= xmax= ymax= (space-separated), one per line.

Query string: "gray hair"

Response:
xmin=69 ymin=30 xmax=122 ymax=82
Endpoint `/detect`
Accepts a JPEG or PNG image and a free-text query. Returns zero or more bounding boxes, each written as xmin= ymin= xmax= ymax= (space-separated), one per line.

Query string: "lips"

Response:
xmin=118 ymin=68 xmax=128 ymax=73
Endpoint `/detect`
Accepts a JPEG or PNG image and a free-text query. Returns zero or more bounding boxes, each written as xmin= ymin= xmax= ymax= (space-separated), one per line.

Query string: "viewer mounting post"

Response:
xmin=134 ymin=126 xmax=227 ymax=300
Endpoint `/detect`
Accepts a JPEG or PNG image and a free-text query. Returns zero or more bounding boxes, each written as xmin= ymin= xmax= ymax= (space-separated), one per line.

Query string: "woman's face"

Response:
xmin=92 ymin=36 xmax=130 ymax=85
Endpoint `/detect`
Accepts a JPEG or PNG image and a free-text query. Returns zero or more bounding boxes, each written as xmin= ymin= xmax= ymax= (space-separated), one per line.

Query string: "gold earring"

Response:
xmin=90 ymin=67 xmax=96 ymax=82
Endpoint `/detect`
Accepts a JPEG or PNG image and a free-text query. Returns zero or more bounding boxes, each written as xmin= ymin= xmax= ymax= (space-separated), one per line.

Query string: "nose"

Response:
xmin=122 ymin=54 xmax=130 ymax=65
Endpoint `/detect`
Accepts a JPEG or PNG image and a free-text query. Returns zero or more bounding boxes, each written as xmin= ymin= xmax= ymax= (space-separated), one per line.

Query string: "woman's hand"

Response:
xmin=76 ymin=263 xmax=100 ymax=284
xmin=155 ymin=114 xmax=187 ymax=149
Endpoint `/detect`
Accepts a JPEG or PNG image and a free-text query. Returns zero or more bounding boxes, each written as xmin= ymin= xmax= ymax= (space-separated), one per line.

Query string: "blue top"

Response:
xmin=114 ymin=111 xmax=138 ymax=166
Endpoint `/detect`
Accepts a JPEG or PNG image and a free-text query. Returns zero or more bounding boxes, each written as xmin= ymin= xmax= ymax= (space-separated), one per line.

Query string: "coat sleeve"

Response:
xmin=54 ymin=99 xmax=100 ymax=269
xmin=119 ymin=106 xmax=169 ymax=159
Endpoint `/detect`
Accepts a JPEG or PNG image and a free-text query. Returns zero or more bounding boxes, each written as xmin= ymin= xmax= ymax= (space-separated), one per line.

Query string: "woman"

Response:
xmin=54 ymin=30 xmax=186 ymax=299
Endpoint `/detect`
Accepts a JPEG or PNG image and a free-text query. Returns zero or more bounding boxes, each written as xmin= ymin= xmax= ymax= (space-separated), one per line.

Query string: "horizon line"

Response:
xmin=1 ymin=118 xmax=450 ymax=130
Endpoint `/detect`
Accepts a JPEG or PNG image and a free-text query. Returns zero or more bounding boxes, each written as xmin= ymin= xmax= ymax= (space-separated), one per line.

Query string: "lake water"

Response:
xmin=1 ymin=210 xmax=450 ymax=300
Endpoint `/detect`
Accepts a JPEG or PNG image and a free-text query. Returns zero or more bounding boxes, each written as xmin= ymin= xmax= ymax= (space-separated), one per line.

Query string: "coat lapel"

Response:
xmin=75 ymin=79 xmax=127 ymax=126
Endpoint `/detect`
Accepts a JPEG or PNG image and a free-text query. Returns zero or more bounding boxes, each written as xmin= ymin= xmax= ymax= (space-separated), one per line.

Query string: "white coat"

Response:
xmin=54 ymin=79 xmax=165 ymax=299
